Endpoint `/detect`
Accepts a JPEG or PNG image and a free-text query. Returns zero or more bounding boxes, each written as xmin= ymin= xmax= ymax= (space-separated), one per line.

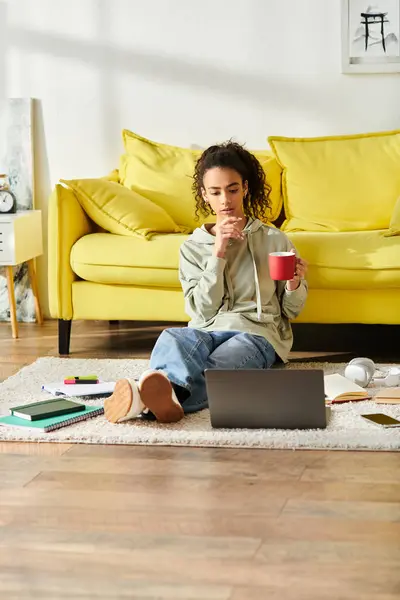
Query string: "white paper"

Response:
xmin=42 ymin=381 xmax=116 ymax=397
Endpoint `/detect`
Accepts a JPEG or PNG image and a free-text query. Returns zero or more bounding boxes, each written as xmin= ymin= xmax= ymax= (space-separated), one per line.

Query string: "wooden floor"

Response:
xmin=0 ymin=320 xmax=399 ymax=599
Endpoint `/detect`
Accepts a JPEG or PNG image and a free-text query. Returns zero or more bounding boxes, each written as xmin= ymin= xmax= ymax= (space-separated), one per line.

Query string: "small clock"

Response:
xmin=0 ymin=189 xmax=17 ymax=214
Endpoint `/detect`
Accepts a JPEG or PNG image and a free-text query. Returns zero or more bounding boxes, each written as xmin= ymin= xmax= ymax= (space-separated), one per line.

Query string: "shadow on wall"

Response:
xmin=8 ymin=24 xmax=339 ymax=117
xmin=8 ymin=3 xmax=400 ymax=153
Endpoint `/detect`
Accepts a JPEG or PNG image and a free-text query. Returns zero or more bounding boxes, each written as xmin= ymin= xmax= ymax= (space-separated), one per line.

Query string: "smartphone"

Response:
xmin=361 ymin=413 xmax=400 ymax=428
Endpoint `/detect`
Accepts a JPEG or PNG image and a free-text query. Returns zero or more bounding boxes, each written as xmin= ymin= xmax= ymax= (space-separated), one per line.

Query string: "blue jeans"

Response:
xmin=149 ymin=328 xmax=276 ymax=413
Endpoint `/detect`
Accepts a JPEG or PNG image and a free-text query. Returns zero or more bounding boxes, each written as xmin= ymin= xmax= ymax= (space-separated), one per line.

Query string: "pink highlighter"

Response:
xmin=64 ymin=376 xmax=99 ymax=385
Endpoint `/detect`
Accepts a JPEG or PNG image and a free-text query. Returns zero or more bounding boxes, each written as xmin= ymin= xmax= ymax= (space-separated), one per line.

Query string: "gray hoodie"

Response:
xmin=179 ymin=218 xmax=307 ymax=362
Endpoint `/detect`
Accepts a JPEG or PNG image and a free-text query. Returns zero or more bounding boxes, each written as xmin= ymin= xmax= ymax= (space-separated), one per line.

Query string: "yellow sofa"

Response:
xmin=48 ymin=130 xmax=400 ymax=354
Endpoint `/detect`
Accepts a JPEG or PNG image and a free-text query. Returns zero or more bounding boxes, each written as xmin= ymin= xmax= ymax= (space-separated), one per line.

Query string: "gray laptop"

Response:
xmin=205 ymin=368 xmax=328 ymax=429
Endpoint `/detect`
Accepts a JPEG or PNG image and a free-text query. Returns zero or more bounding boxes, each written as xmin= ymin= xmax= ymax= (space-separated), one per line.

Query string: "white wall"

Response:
xmin=5 ymin=0 xmax=400 ymax=315
xmin=0 ymin=2 xmax=6 ymax=113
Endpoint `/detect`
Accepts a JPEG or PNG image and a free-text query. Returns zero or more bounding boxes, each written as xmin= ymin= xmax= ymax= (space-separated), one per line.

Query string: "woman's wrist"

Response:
xmin=286 ymin=280 xmax=301 ymax=291
xmin=214 ymin=247 xmax=226 ymax=259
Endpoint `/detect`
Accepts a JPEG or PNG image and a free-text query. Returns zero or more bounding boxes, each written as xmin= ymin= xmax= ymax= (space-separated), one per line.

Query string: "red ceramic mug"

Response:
xmin=268 ymin=252 xmax=296 ymax=281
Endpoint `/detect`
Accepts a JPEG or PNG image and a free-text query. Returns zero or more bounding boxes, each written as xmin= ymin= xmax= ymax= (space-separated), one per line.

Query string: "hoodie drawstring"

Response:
xmin=248 ymin=234 xmax=262 ymax=321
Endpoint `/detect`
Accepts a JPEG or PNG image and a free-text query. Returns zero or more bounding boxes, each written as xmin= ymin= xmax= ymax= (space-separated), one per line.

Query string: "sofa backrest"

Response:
xmin=269 ymin=130 xmax=400 ymax=233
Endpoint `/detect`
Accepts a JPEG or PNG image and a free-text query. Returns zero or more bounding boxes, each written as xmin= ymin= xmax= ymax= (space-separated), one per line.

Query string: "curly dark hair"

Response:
xmin=192 ymin=140 xmax=271 ymax=222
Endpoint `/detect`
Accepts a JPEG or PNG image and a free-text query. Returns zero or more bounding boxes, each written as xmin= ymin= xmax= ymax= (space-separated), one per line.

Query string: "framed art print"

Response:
xmin=342 ymin=0 xmax=400 ymax=72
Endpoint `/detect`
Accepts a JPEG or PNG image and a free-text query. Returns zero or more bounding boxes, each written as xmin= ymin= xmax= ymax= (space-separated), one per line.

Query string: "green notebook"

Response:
xmin=0 ymin=405 xmax=104 ymax=432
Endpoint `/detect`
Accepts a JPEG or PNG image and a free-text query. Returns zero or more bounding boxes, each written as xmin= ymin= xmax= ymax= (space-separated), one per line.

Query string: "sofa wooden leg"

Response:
xmin=59 ymin=319 xmax=72 ymax=355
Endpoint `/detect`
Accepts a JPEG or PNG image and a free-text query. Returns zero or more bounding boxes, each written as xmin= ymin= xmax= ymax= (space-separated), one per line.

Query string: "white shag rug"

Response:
xmin=0 ymin=357 xmax=399 ymax=450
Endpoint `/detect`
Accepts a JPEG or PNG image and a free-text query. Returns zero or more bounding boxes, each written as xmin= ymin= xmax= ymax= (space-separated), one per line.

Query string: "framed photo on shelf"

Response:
xmin=342 ymin=0 xmax=400 ymax=72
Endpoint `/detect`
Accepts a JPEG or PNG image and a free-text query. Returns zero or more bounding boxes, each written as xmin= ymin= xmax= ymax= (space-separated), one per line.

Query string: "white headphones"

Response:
xmin=344 ymin=358 xmax=400 ymax=388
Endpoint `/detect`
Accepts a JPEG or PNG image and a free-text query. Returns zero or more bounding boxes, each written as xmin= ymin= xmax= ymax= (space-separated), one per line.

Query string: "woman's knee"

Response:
xmin=158 ymin=327 xmax=186 ymax=342
xmin=231 ymin=332 xmax=261 ymax=348
xmin=233 ymin=333 xmax=276 ymax=366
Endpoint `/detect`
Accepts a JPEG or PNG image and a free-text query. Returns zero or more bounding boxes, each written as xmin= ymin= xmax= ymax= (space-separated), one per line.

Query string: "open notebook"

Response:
xmin=0 ymin=405 xmax=104 ymax=432
xmin=324 ymin=374 xmax=370 ymax=403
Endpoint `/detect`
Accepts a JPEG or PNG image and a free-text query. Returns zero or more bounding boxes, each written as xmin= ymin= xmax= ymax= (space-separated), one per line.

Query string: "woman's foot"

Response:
xmin=138 ymin=370 xmax=184 ymax=423
xmin=104 ymin=379 xmax=144 ymax=423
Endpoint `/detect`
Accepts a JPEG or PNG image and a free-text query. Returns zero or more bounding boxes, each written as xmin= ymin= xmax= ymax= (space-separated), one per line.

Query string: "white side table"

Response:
xmin=0 ymin=210 xmax=43 ymax=338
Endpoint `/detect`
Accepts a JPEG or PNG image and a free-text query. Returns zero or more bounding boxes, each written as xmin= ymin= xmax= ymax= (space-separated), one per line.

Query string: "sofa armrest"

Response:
xmin=48 ymin=183 xmax=94 ymax=319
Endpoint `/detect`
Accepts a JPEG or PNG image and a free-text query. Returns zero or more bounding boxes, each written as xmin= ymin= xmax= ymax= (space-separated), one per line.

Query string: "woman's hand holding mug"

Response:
xmin=268 ymin=252 xmax=308 ymax=290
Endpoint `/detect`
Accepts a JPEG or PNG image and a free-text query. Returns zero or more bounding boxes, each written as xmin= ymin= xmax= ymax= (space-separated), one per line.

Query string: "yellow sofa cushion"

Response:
xmin=70 ymin=228 xmax=400 ymax=291
xmin=71 ymin=232 xmax=188 ymax=287
xmin=288 ymin=230 xmax=400 ymax=289
xmin=385 ymin=196 xmax=400 ymax=237
xmin=120 ymin=130 xmax=282 ymax=230
xmin=269 ymin=130 xmax=400 ymax=232
xmin=60 ymin=178 xmax=189 ymax=239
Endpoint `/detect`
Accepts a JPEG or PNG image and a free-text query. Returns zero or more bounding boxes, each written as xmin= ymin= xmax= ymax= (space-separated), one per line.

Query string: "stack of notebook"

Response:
xmin=0 ymin=399 xmax=104 ymax=432
xmin=42 ymin=381 xmax=115 ymax=397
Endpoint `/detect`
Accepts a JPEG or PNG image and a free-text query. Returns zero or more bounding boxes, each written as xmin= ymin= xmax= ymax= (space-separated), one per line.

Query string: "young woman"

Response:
xmin=104 ymin=141 xmax=308 ymax=424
